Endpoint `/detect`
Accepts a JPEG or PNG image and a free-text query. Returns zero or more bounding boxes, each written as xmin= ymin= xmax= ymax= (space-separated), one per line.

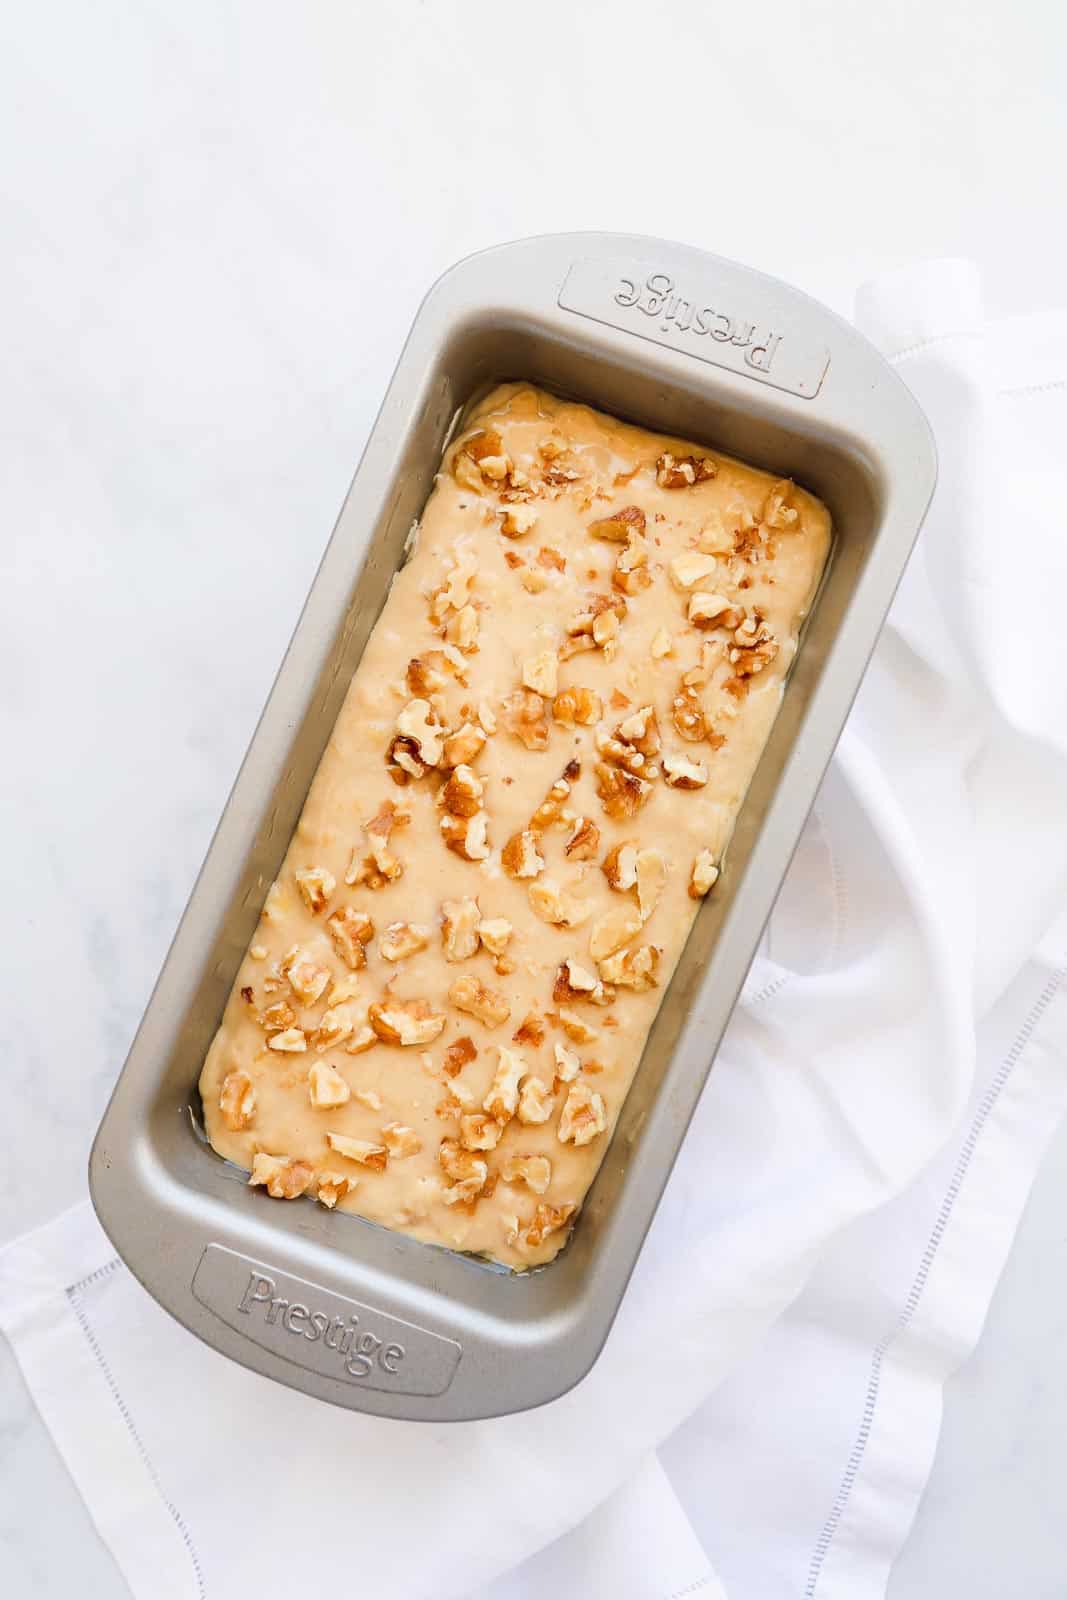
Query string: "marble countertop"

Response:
xmin=3 ymin=1 xmax=1065 ymax=1595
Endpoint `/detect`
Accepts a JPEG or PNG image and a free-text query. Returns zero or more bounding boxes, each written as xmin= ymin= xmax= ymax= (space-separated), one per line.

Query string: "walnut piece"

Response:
xmin=308 ymin=1061 xmax=351 ymax=1109
xmin=688 ymin=591 xmax=738 ymax=630
xmin=522 ymin=1201 xmax=577 ymax=1248
xmin=663 ymin=752 xmax=709 ymax=789
xmin=381 ymin=1122 xmax=422 ymax=1159
xmin=267 ymin=1026 xmax=307 ymax=1053
xmin=588 ymin=504 xmax=646 ymax=542
xmin=589 ymin=903 xmax=644 ymax=962
xmin=615 ymin=704 xmax=660 ymax=757
xmin=442 ymin=721 xmax=486 ymax=768
xmin=445 ymin=603 xmax=479 ymax=653
xmin=553 ymin=1042 xmax=581 ymax=1084
xmin=294 ymin=865 xmax=336 ymax=915
xmin=449 ymin=974 xmax=511 ymax=1028
xmin=476 ymin=917 xmax=513 ymax=957
xmin=501 ymin=688 xmax=549 ymax=751
xmin=368 ymin=997 xmax=446 ymax=1046
xmin=517 ymin=1075 xmax=554 ymax=1125
xmin=650 ymin=626 xmax=674 ymax=659
xmin=635 ymin=848 xmax=668 ymax=921
xmin=499 ymin=505 xmax=538 ymax=537
xmin=379 ymin=921 xmax=432 ymax=961
xmin=595 ymin=762 xmax=652 ymax=820
xmin=522 ymin=650 xmax=559 ymax=698
xmin=249 ymin=1153 xmax=314 ymax=1200
xmin=669 ymin=551 xmax=720 ymax=590
xmin=440 ymin=811 xmax=491 ymax=861
xmin=345 ymin=1025 xmax=377 ymax=1055
xmin=316 ymin=1174 xmax=357 ymax=1209
xmin=613 ymin=530 xmax=652 ymax=595
xmin=565 ymin=816 xmax=600 ymax=859
xmin=439 ymin=1139 xmax=490 ymax=1204
xmin=459 ymin=1112 xmax=504 ymax=1152
xmin=656 ymin=451 xmax=717 ymax=488
xmin=325 ymin=1132 xmax=388 ymax=1171
xmin=602 ymin=841 xmax=639 ymax=892
xmin=501 ymin=1154 xmax=552 ymax=1195
xmin=258 ymin=999 xmax=297 ymax=1034
xmin=597 ymin=944 xmax=661 ymax=990
xmin=484 ymin=1045 xmax=526 ymax=1121
xmin=443 ymin=1035 xmax=477 ymax=1076
xmin=557 ymin=1007 xmax=599 ymax=1043
xmin=762 ymin=478 xmax=799 ymax=530
xmin=438 ymin=763 xmax=484 ymax=818
xmin=529 ymin=766 xmax=578 ymax=831
xmin=394 ymin=697 xmax=446 ymax=770
xmin=219 ymin=1070 xmax=256 ymax=1131
xmin=558 ymin=1081 xmax=608 ymax=1147
xmin=280 ymin=945 xmax=331 ymax=1006
xmin=326 ymin=907 xmax=374 ymax=970
xmin=672 ymin=684 xmax=709 ymax=741
xmin=553 ymin=957 xmax=613 ymax=1006
xmin=689 ymin=850 xmax=720 ymax=897
xmin=441 ymin=897 xmax=482 ymax=962
xmin=528 ymin=879 xmax=592 ymax=928
xmin=552 ymin=685 xmax=602 ymax=726
xmin=501 ymin=829 xmax=545 ymax=879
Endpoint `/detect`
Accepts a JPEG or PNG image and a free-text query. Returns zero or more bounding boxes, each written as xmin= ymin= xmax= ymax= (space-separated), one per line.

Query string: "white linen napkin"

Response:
xmin=2 ymin=261 xmax=1066 ymax=1600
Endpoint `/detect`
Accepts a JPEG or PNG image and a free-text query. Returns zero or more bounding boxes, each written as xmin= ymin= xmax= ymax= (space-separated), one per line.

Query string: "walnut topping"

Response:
xmin=688 ymin=591 xmax=739 ymax=630
xmin=595 ymin=762 xmax=652 ymax=819
xmin=484 ymin=1045 xmax=526 ymax=1121
xmin=449 ymin=974 xmax=511 ymax=1028
xmin=330 ymin=973 xmax=362 ymax=1006
xmin=588 ymin=504 xmax=646 ymax=542
xmin=308 ymin=1061 xmax=351 ymax=1109
xmin=552 ymin=685 xmax=602 ymax=727
xmin=440 ymin=810 xmax=490 ymax=861
xmin=553 ymin=1042 xmax=581 ymax=1084
xmin=672 ymin=684 xmax=708 ymax=741
xmin=347 ymin=800 xmax=408 ymax=888
xmin=566 ymin=592 xmax=627 ymax=644
xmin=669 ymin=551 xmax=720 ymax=590
xmin=438 ymin=763 xmax=484 ymax=818
xmin=381 ymin=1123 xmax=422 ymax=1159
xmin=565 ymin=816 xmax=600 ymax=859
xmin=597 ymin=944 xmax=661 ymax=990
xmin=557 ymin=1007 xmax=599 ymax=1043
xmin=250 ymin=944 xmax=268 ymax=960
xmin=445 ymin=603 xmax=480 ymax=653
xmin=635 ymin=848 xmax=668 ymax=920
xmin=502 ymin=829 xmax=545 ymax=879
xmin=650 ymin=627 xmax=674 ymax=659
xmin=529 ymin=770 xmax=576 ymax=831
xmin=520 ymin=568 xmax=549 ymax=594
xmin=368 ymin=997 xmax=446 ymax=1046
xmin=762 ymin=478 xmax=799 ymax=530
xmin=553 ymin=957 xmax=613 ymax=1006
xmin=558 ymin=1081 xmax=607 ymax=1146
xmin=501 ymin=689 xmax=549 ymax=751
xmin=406 ymin=653 xmax=449 ymax=695
xmin=441 ymin=897 xmax=482 ymax=962
xmin=439 ymin=1140 xmax=489 ymax=1204
xmin=513 ymin=1011 xmax=545 ymax=1047
xmin=219 ymin=1070 xmax=256 ymax=1130
xmin=394 ymin=698 xmax=446 ymax=770
xmin=656 ymin=451 xmax=717 ymax=488
xmin=294 ymin=866 xmax=335 ymax=915
xmin=277 ymin=946 xmax=329 ymax=1006
xmin=502 ymin=1154 xmax=552 ymax=1195
xmin=602 ymin=841 xmax=639 ymax=893
xmin=443 ymin=1035 xmax=477 ymax=1076
xmin=345 ymin=1025 xmax=377 ymax=1055
xmin=589 ymin=903 xmax=644 ymax=961
xmin=689 ymin=850 xmax=720 ymax=897
xmin=499 ymin=505 xmax=538 ymax=537
xmin=517 ymin=1075 xmax=554 ymax=1125
xmin=528 ymin=879 xmax=592 ymax=928
xmin=442 ymin=722 xmax=486 ymax=768
xmin=522 ymin=1201 xmax=576 ymax=1248
xmin=615 ymin=704 xmax=661 ymax=756
xmin=522 ymin=649 xmax=559 ymax=698
xmin=663 ymin=752 xmax=709 ymax=789
xmin=612 ymin=530 xmax=651 ymax=596
xmin=729 ymin=619 xmax=779 ymax=676
xmin=249 ymin=1153 xmax=314 ymax=1200
xmin=267 ymin=1025 xmax=307 ymax=1053
xmin=326 ymin=906 xmax=374 ymax=969
xmin=258 ymin=999 xmax=297 ymax=1034
xmin=537 ymin=545 xmax=566 ymax=572
xmin=682 ymin=640 xmax=722 ymax=689
xmin=379 ymin=921 xmax=432 ymax=961
xmin=325 ymin=1132 xmax=388 ymax=1171
xmin=459 ymin=1112 xmax=504 ymax=1151
xmin=476 ymin=917 xmax=513 ymax=957
xmin=315 ymin=1174 xmax=357 ymax=1209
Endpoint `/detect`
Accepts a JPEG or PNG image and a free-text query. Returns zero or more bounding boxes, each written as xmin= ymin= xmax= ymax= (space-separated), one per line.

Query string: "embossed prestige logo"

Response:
xmin=612 ymin=270 xmax=782 ymax=373
xmin=238 ymin=1269 xmax=406 ymax=1382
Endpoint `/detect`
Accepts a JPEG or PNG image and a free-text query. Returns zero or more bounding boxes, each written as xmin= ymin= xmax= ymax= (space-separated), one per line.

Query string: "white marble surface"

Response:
xmin=2 ymin=2 xmax=1065 ymax=1595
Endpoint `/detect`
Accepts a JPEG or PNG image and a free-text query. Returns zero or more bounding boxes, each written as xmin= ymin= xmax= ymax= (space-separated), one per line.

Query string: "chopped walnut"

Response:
xmin=345 ymin=1025 xmax=377 ymax=1055
xmin=326 ymin=906 xmax=374 ymax=969
xmin=219 ymin=1070 xmax=256 ymax=1131
xmin=406 ymin=653 xmax=449 ymax=696
xmin=476 ymin=917 xmax=513 ymax=957
xmin=552 ymin=685 xmax=602 ymax=727
xmin=613 ymin=530 xmax=651 ymax=595
xmin=557 ymin=1007 xmax=600 ymax=1043
xmin=589 ymin=903 xmax=644 ymax=961
xmin=501 ymin=829 xmax=545 ymax=879
xmin=308 ymin=1061 xmax=351 ymax=1109
xmin=439 ymin=1139 xmax=489 ymax=1204
xmin=650 ymin=627 xmax=674 ymax=659
xmin=522 ymin=1201 xmax=577 ymax=1248
xmin=381 ymin=1123 xmax=422 ymax=1159
xmin=459 ymin=1112 xmax=504 ymax=1151
xmin=249 ymin=1153 xmax=314 ymax=1200
xmin=529 ymin=770 xmax=575 ymax=831
xmin=688 ymin=591 xmax=739 ymax=630
xmin=520 ymin=568 xmax=549 ymax=595
xmin=597 ymin=944 xmax=661 ymax=990
xmin=730 ymin=631 xmax=779 ymax=676
xmin=258 ymin=999 xmax=297 ymax=1034
xmin=501 ymin=688 xmax=549 ymax=751
xmin=278 ymin=947 xmax=329 ymax=1007
xmin=517 ymin=1075 xmax=554 ymax=1125
xmin=595 ymin=762 xmax=652 ymax=819
xmin=501 ymin=1154 xmax=552 ymax=1195
xmin=588 ymin=504 xmax=646 ymax=542
xmin=379 ymin=921 xmax=432 ymax=961
xmin=656 ymin=451 xmax=717 ymax=488
xmin=294 ymin=866 xmax=335 ymax=915
xmin=368 ymin=997 xmax=446 ymax=1046
xmin=440 ymin=811 xmax=490 ymax=861
xmin=553 ymin=1041 xmax=581 ymax=1084
xmin=250 ymin=944 xmax=268 ymax=961
xmin=762 ymin=478 xmax=799 ymax=530
xmin=689 ymin=850 xmax=720 ymax=897
xmin=602 ymin=841 xmax=639 ymax=892
xmin=558 ymin=1080 xmax=608 ymax=1147
xmin=565 ymin=816 xmax=600 ymax=859
xmin=553 ymin=957 xmax=613 ymax=1006
xmin=528 ymin=879 xmax=592 ymax=928
xmin=443 ymin=1035 xmax=477 ymax=1076
xmin=672 ymin=684 xmax=708 ymax=741
xmin=438 ymin=763 xmax=484 ymax=818
xmin=449 ymin=974 xmax=511 ymax=1028
xmin=615 ymin=704 xmax=660 ymax=756
xmin=325 ymin=1132 xmax=388 ymax=1171
xmin=442 ymin=722 xmax=486 ymax=768
xmin=316 ymin=1174 xmax=357 ymax=1209
xmin=394 ymin=698 xmax=446 ymax=771
xmin=441 ymin=897 xmax=482 ymax=962
xmin=663 ymin=752 xmax=709 ymax=789
xmin=484 ymin=1045 xmax=526 ymax=1121
xmin=347 ymin=800 xmax=408 ymax=888
xmin=635 ymin=848 xmax=668 ymax=920
xmin=537 ymin=545 xmax=566 ymax=572
xmin=499 ymin=505 xmax=538 ymax=538
xmin=445 ymin=603 xmax=480 ymax=653
xmin=669 ymin=551 xmax=720 ymax=590
xmin=522 ymin=650 xmax=559 ymax=697
xmin=267 ymin=1026 xmax=307 ymax=1053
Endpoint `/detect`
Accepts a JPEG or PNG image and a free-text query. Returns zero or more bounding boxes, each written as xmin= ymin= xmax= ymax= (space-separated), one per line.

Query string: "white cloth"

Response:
xmin=2 ymin=261 xmax=1066 ymax=1600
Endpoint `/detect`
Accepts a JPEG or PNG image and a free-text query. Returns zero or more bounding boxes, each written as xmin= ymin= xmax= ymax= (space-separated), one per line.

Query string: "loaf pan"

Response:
xmin=90 ymin=233 xmax=936 ymax=1420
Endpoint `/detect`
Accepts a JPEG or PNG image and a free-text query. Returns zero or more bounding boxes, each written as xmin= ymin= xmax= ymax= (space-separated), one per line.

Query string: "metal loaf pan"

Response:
xmin=90 ymin=234 xmax=936 ymax=1421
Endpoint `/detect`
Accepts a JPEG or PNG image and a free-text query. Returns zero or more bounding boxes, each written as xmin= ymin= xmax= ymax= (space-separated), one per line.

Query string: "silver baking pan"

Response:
xmin=89 ymin=233 xmax=936 ymax=1420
